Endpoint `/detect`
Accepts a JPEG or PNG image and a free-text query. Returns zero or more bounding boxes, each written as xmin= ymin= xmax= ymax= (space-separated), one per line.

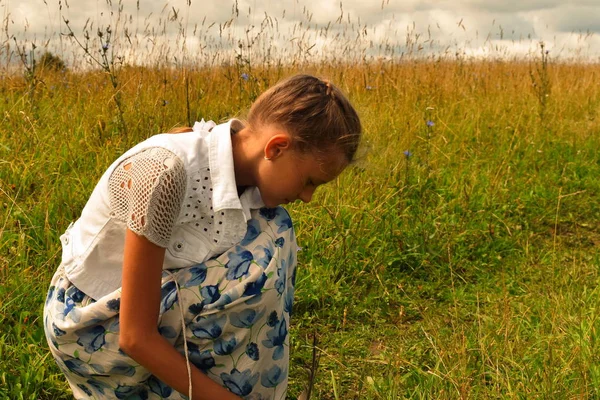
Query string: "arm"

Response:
xmin=119 ymin=229 xmax=241 ymax=400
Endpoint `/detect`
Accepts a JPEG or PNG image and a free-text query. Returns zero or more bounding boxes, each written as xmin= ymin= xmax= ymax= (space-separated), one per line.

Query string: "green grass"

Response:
xmin=1 ymin=59 xmax=600 ymax=399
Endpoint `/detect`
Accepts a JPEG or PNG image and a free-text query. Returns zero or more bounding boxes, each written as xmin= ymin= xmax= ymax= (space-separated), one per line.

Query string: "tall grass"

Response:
xmin=1 ymin=2 xmax=600 ymax=399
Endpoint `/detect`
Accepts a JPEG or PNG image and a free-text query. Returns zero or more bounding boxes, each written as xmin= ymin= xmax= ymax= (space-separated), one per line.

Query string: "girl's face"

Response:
xmin=257 ymin=141 xmax=347 ymax=208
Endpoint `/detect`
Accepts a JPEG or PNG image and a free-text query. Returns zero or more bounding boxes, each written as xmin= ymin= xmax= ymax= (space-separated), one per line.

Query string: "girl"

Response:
xmin=43 ymin=74 xmax=361 ymax=399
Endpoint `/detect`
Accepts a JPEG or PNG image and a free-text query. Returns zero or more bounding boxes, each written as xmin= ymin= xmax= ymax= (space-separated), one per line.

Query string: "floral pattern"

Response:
xmin=44 ymin=207 xmax=297 ymax=400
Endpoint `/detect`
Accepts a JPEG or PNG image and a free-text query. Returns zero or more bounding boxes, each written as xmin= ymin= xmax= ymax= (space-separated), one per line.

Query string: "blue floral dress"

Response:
xmin=43 ymin=207 xmax=297 ymax=399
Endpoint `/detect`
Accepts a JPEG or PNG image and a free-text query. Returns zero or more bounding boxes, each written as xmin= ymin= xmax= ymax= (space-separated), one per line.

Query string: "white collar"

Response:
xmin=195 ymin=119 xmax=264 ymax=221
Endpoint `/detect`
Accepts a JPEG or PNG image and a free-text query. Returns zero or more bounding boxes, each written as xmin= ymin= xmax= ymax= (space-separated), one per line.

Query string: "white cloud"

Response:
xmin=4 ymin=0 xmax=599 ymax=65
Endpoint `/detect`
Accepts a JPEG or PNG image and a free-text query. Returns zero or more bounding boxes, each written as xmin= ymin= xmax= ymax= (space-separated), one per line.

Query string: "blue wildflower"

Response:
xmin=102 ymin=43 xmax=109 ymax=51
xmin=403 ymin=150 xmax=412 ymax=158
xmin=426 ymin=120 xmax=435 ymax=127
xmin=220 ymin=368 xmax=259 ymax=396
xmin=241 ymin=73 xmax=249 ymax=81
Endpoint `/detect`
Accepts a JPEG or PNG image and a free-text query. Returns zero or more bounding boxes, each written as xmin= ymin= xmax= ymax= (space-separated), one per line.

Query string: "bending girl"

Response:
xmin=44 ymin=74 xmax=361 ymax=399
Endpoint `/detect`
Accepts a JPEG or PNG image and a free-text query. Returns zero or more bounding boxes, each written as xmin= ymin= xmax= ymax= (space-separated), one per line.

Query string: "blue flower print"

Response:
xmin=184 ymin=265 xmax=207 ymax=287
xmin=225 ymin=247 xmax=254 ymax=280
xmin=188 ymin=342 xmax=216 ymax=372
xmin=284 ymin=286 xmax=295 ymax=315
xmin=262 ymin=316 xmax=287 ymax=360
xmin=106 ymin=298 xmax=120 ymax=312
xmin=214 ymin=334 xmax=238 ymax=356
xmin=160 ymin=281 xmax=178 ymax=313
xmin=64 ymin=357 xmax=91 ymax=377
xmin=89 ymin=363 xmax=106 ymax=374
xmin=45 ymin=285 xmax=55 ymax=305
xmin=267 ymin=310 xmax=279 ymax=327
xmin=87 ymin=378 xmax=111 ymax=394
xmin=246 ymin=342 xmax=260 ymax=361
xmin=256 ymin=243 xmax=274 ymax=268
xmin=220 ymin=368 xmax=259 ymax=397
xmin=77 ymin=383 xmax=92 ymax=396
xmin=273 ymin=210 xmax=293 ymax=233
xmin=190 ymin=314 xmax=227 ymax=339
xmin=200 ymin=285 xmax=221 ymax=304
xmin=188 ymin=302 xmax=204 ymax=315
xmin=274 ymin=237 xmax=285 ymax=248
xmin=109 ymin=364 xmax=136 ymax=377
xmin=230 ymin=308 xmax=266 ymax=329
xmin=148 ymin=376 xmax=173 ymax=397
xmin=57 ymin=287 xmax=65 ymax=302
xmin=63 ymin=296 xmax=75 ymax=317
xmin=243 ymin=273 xmax=267 ymax=297
xmin=114 ymin=384 xmax=148 ymax=399
xmin=52 ymin=322 xmax=66 ymax=337
xmin=260 ymin=365 xmax=287 ymax=388
xmin=275 ymin=262 xmax=287 ymax=295
xmin=158 ymin=325 xmax=177 ymax=339
xmin=241 ymin=219 xmax=261 ymax=245
xmin=214 ymin=293 xmax=234 ymax=310
xmin=259 ymin=207 xmax=278 ymax=221
xmin=75 ymin=325 xmax=107 ymax=353
xmin=67 ymin=286 xmax=86 ymax=303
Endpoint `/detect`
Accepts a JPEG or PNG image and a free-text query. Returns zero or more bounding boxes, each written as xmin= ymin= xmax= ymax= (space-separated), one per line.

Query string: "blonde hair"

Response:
xmin=247 ymin=74 xmax=362 ymax=163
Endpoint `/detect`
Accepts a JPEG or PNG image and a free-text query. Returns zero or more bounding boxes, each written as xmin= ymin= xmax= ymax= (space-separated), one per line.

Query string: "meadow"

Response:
xmin=1 ymin=6 xmax=600 ymax=398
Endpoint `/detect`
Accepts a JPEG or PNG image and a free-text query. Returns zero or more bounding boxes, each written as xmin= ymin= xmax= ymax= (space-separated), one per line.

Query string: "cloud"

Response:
xmin=5 ymin=0 xmax=600 ymax=63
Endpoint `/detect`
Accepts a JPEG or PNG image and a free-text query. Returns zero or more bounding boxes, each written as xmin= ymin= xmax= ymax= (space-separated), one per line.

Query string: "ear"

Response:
xmin=263 ymin=133 xmax=292 ymax=160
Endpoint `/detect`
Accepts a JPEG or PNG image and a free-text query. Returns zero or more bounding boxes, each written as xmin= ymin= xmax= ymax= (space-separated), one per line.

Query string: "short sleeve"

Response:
xmin=108 ymin=147 xmax=187 ymax=247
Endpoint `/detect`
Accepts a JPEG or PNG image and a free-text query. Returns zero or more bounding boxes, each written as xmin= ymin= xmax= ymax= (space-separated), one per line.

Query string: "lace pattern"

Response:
xmin=108 ymin=147 xmax=186 ymax=247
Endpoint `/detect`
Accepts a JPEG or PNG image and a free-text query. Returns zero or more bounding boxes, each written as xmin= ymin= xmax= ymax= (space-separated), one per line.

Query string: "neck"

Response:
xmin=231 ymin=127 xmax=259 ymax=187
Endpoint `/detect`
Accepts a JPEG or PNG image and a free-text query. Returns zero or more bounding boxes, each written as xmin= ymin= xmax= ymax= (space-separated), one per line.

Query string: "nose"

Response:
xmin=298 ymin=186 xmax=316 ymax=203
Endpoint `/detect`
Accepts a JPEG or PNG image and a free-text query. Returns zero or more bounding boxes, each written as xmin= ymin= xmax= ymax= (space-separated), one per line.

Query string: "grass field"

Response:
xmin=1 ymin=39 xmax=600 ymax=399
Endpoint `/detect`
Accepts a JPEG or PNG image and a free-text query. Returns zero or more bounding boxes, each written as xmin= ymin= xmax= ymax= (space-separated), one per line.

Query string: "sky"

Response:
xmin=3 ymin=0 xmax=600 ymax=66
